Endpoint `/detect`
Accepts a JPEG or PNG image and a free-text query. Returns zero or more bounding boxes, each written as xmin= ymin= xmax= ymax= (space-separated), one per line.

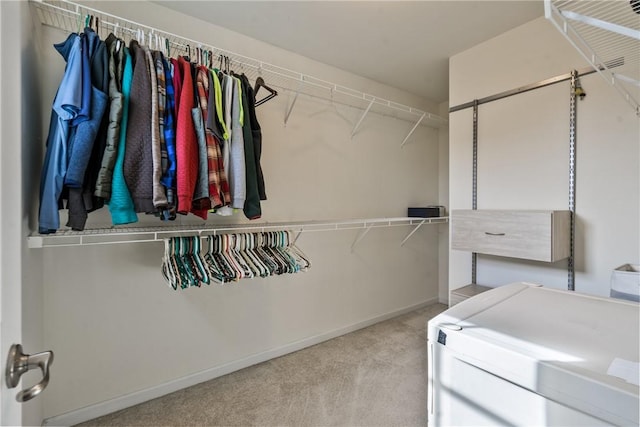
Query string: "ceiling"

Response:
xmin=155 ymin=1 xmax=544 ymax=103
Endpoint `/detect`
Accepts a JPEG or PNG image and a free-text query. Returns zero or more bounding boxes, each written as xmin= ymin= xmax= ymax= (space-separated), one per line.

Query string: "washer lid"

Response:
xmin=429 ymin=283 xmax=640 ymax=426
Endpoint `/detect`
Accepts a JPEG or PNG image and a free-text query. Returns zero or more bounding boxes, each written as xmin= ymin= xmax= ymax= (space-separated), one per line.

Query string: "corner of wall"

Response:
xmin=437 ymin=101 xmax=450 ymax=304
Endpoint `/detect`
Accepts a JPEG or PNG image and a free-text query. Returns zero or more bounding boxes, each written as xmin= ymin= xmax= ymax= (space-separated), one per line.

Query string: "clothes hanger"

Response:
xmin=246 ymin=233 xmax=269 ymax=277
xmin=213 ymin=235 xmax=236 ymax=282
xmin=180 ymin=237 xmax=198 ymax=288
xmin=235 ymin=234 xmax=255 ymax=278
xmin=231 ymin=234 xmax=254 ymax=279
xmin=192 ymin=236 xmax=210 ymax=285
xmin=254 ymin=77 xmax=278 ymax=107
xmin=161 ymin=238 xmax=177 ymax=289
xmin=176 ymin=237 xmax=195 ymax=288
xmin=163 ymin=230 xmax=311 ymax=289
xmin=170 ymin=238 xmax=187 ymax=289
xmin=257 ymin=233 xmax=280 ymax=275
xmin=276 ymin=231 xmax=297 ymax=273
xmin=114 ymin=24 xmax=123 ymax=53
xmin=228 ymin=234 xmax=251 ymax=280
xmin=183 ymin=236 xmax=204 ymax=287
xmin=203 ymin=236 xmax=225 ymax=284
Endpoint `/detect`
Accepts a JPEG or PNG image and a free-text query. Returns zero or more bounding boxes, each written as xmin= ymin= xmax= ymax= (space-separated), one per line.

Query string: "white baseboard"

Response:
xmin=44 ymin=297 xmax=438 ymax=426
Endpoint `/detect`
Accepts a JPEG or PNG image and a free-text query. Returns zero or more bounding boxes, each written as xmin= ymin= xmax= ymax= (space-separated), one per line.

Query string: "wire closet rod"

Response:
xmin=31 ymin=0 xmax=446 ymax=128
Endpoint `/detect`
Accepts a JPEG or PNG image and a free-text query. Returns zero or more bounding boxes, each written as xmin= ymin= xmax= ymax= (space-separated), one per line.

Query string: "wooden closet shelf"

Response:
xmin=27 ymin=217 xmax=448 ymax=248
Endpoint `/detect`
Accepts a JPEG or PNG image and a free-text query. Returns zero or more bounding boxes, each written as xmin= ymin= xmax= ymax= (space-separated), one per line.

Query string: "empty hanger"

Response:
xmin=254 ymin=77 xmax=278 ymax=107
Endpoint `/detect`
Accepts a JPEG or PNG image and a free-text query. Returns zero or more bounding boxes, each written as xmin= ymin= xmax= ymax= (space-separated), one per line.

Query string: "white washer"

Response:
xmin=427 ymin=282 xmax=639 ymax=426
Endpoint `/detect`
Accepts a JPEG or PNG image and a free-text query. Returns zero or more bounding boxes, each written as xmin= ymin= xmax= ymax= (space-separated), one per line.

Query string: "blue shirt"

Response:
xmin=39 ymin=34 xmax=82 ymax=234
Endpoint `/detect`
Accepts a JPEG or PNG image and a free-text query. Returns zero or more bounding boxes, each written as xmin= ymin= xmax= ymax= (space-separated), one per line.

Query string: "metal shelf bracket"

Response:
xmin=350 ymin=225 xmax=373 ymax=252
xmin=400 ymin=112 xmax=426 ymax=148
xmin=351 ymin=99 xmax=375 ymax=138
xmin=400 ymin=220 xmax=426 ymax=246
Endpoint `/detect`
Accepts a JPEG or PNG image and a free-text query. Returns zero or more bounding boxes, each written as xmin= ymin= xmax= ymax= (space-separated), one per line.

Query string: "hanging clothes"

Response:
xmin=161 ymin=55 xmax=177 ymax=220
xmin=63 ymin=28 xmax=109 ymax=231
xmin=38 ymin=33 xmax=82 ymax=234
xmin=227 ymin=76 xmax=246 ymax=210
xmin=215 ymin=73 xmax=235 ymax=217
xmin=143 ymin=46 xmax=168 ymax=212
xmin=195 ymin=66 xmax=223 ymax=209
xmin=175 ymin=56 xmax=199 ymax=215
xmin=108 ymin=47 xmax=139 ymax=225
xmin=123 ymin=40 xmax=155 ymax=213
xmin=95 ymin=34 xmax=125 ymax=201
xmin=207 ymin=69 xmax=231 ymax=206
xmin=236 ymin=73 xmax=261 ymax=220
xmin=191 ymin=63 xmax=212 ymax=219
xmin=240 ymin=73 xmax=267 ymax=201
xmin=39 ymin=29 xmax=273 ymax=233
xmin=152 ymin=50 xmax=169 ymax=219
xmin=83 ymin=27 xmax=110 ymax=214
xmin=64 ymin=84 xmax=107 ymax=230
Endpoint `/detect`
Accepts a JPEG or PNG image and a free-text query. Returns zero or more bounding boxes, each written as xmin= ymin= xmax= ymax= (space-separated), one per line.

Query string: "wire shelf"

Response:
xmin=27 ymin=217 xmax=449 ymax=248
xmin=545 ymin=0 xmax=640 ymax=115
xmin=29 ymin=0 xmax=447 ymax=132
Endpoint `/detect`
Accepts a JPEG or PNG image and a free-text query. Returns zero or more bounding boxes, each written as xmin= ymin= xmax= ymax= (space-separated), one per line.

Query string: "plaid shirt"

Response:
xmin=161 ymin=56 xmax=177 ymax=219
xmin=197 ymin=66 xmax=229 ymax=209
xmin=153 ymin=51 xmax=170 ymax=219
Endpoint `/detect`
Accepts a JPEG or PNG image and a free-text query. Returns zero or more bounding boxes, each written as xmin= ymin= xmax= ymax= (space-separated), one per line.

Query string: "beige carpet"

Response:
xmin=77 ymin=303 xmax=448 ymax=427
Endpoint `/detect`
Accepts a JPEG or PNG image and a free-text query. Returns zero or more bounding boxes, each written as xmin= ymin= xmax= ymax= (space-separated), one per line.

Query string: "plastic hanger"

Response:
xmin=161 ymin=238 xmax=177 ymax=289
xmin=203 ymin=236 xmax=225 ymax=284
xmin=254 ymin=77 xmax=278 ymax=107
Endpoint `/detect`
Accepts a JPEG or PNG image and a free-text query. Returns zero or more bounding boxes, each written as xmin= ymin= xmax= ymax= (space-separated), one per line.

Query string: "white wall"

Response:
xmin=449 ymin=17 xmax=639 ymax=297
xmin=438 ymin=101 xmax=450 ymax=303
xmin=30 ymin=1 xmax=442 ymax=421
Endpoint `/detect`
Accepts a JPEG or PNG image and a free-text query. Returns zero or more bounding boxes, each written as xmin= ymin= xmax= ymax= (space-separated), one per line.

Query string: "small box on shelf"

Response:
xmin=408 ymin=206 xmax=446 ymax=218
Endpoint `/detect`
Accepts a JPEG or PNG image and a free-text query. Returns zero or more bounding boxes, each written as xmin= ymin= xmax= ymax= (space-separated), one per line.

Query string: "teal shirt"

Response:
xmin=108 ymin=48 xmax=138 ymax=225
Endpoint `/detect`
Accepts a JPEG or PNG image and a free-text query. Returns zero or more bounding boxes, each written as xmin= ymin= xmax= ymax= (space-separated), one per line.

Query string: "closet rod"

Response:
xmin=31 ymin=0 xmax=447 ymax=129
xmin=449 ymin=65 xmax=599 ymax=113
xmin=27 ymin=217 xmax=448 ymax=248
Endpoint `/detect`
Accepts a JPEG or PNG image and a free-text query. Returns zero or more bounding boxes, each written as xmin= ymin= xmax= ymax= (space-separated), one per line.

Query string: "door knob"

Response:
xmin=5 ymin=344 xmax=54 ymax=402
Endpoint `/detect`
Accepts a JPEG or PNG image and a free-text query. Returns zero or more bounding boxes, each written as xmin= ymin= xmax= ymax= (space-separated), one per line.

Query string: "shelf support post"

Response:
xmin=400 ymin=112 xmax=426 ymax=148
xmin=350 ymin=225 xmax=373 ymax=252
xmin=471 ymin=99 xmax=479 ymax=285
xmin=567 ymin=70 xmax=578 ymax=291
xmin=351 ymin=99 xmax=375 ymax=138
xmin=400 ymin=220 xmax=426 ymax=246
